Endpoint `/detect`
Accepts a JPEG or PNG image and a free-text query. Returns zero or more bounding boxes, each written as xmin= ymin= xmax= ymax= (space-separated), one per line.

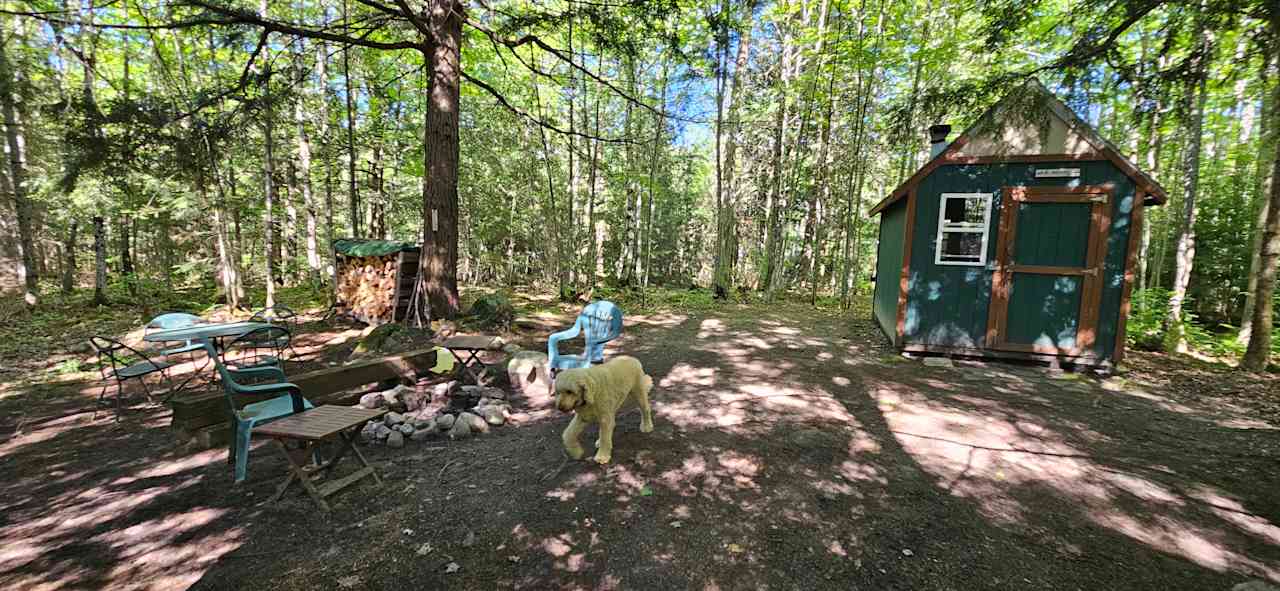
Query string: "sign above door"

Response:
xmin=1034 ymin=167 xmax=1081 ymax=178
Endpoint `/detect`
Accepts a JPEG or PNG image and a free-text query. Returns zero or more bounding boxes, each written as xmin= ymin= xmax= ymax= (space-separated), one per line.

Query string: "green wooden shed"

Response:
xmin=869 ymin=79 xmax=1167 ymax=366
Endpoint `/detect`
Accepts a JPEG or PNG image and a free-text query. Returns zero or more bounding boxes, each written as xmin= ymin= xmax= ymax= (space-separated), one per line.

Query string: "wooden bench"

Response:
xmin=170 ymin=348 xmax=441 ymax=448
xmin=253 ymin=405 xmax=387 ymax=511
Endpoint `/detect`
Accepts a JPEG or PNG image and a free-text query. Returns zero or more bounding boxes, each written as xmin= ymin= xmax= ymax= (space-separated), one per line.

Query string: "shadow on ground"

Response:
xmin=2 ymin=302 xmax=1278 ymax=590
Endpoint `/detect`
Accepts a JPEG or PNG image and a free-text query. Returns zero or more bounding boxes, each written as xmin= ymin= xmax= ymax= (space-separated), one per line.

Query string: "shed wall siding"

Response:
xmin=901 ymin=160 xmax=1136 ymax=360
xmin=873 ymin=201 xmax=907 ymax=342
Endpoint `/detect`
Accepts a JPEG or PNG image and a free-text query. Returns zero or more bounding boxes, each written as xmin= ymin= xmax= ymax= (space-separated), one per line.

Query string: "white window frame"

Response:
xmin=934 ymin=192 xmax=994 ymax=267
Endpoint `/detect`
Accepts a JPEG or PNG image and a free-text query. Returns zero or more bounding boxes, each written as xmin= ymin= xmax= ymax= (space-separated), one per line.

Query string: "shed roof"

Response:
xmin=870 ymin=78 xmax=1168 ymax=216
xmin=333 ymin=238 xmax=419 ymax=257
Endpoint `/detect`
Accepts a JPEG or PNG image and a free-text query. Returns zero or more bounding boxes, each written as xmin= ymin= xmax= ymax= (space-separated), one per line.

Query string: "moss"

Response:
xmin=468 ymin=294 xmax=515 ymax=330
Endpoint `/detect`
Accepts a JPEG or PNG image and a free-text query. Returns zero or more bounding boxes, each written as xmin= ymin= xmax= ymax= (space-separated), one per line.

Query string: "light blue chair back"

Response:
xmin=146 ymin=312 xmax=202 ymax=331
xmin=548 ymin=300 xmax=624 ymax=372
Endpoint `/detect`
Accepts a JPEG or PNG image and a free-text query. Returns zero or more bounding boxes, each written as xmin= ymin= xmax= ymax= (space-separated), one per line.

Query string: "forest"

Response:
xmin=0 ymin=0 xmax=1277 ymax=370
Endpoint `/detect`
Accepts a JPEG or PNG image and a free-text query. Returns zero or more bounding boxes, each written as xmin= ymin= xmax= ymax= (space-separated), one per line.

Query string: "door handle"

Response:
xmin=1082 ymin=267 xmax=1098 ymax=276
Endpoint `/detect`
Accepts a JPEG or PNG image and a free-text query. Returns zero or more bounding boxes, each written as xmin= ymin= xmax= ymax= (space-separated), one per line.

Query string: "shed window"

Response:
xmin=935 ymin=193 xmax=993 ymax=266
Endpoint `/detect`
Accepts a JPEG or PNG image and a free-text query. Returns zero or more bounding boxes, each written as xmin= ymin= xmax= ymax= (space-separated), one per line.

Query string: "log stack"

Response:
xmin=336 ymin=255 xmax=400 ymax=324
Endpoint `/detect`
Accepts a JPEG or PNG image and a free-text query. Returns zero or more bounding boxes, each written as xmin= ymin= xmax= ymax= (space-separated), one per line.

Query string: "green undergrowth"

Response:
xmin=1128 ymin=288 xmax=1279 ymax=365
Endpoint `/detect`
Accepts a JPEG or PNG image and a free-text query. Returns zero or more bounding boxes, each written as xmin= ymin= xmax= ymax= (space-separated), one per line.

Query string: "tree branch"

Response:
xmin=460 ymin=71 xmax=633 ymax=143
xmin=178 ymin=0 xmax=421 ymax=51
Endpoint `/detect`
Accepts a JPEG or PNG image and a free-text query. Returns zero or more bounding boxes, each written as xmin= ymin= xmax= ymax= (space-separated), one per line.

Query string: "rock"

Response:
xmin=402 ymin=390 xmax=430 ymax=412
xmin=369 ymin=387 xmax=407 ymax=413
xmin=360 ymin=421 xmax=381 ymax=443
xmin=459 ymin=412 xmax=488 ymax=434
xmin=922 ymin=356 xmax=954 ymax=368
xmin=502 ymin=343 xmax=523 ymax=354
xmin=412 ymin=416 xmax=437 ymax=432
xmin=410 ymin=428 xmax=435 ymax=441
xmin=397 ymin=423 xmax=415 ymax=436
xmin=507 ymin=351 xmax=551 ymax=396
xmin=358 ymin=393 xmax=387 ymax=409
xmin=385 ymin=412 xmax=406 ymax=426
xmin=462 ymin=531 xmax=476 ymax=547
xmin=386 ymin=431 xmax=405 ymax=448
xmin=432 ymin=380 xmax=461 ymax=399
xmin=1234 ymin=582 xmax=1280 ymax=591
xmin=448 ymin=418 xmax=472 ymax=439
xmin=436 ymin=414 xmax=456 ymax=430
xmin=372 ymin=423 xmax=393 ymax=440
xmin=481 ymin=406 xmax=506 ymax=426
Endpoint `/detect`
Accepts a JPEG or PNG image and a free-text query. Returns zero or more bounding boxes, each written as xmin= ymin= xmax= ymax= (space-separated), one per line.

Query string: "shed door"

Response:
xmin=986 ymin=186 xmax=1111 ymax=356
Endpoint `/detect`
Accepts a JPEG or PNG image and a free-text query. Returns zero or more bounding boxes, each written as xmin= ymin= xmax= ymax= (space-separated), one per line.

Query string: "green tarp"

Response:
xmin=333 ymin=239 xmax=417 ymax=257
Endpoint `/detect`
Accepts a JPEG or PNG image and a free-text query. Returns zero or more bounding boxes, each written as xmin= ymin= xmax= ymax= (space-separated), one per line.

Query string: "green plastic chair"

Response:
xmin=201 ymin=341 xmax=313 ymax=483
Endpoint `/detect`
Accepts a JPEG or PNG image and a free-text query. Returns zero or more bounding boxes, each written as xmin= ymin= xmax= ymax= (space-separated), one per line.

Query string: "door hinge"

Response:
xmin=1082 ymin=267 xmax=1099 ymax=276
xmin=1089 ymin=195 xmax=1108 ymax=204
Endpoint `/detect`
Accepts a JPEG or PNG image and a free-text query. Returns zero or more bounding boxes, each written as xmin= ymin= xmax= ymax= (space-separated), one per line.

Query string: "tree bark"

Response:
xmin=1163 ymin=17 xmax=1211 ymax=354
xmin=1243 ymin=26 xmax=1280 ymax=371
xmin=264 ymin=65 xmax=277 ymax=308
xmin=62 ymin=219 xmax=77 ymax=293
xmin=415 ymin=0 xmax=464 ymax=319
xmin=295 ymin=52 xmax=321 ymax=285
xmin=0 ymin=22 xmax=38 ymax=304
xmin=92 ymin=216 xmax=107 ymax=305
xmin=342 ymin=0 xmax=361 ymax=238
xmin=713 ymin=0 xmax=756 ymax=299
xmin=1241 ymin=52 xmax=1276 ymax=344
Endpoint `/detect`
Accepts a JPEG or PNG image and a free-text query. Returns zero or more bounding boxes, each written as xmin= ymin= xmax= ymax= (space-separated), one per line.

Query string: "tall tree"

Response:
xmin=0 ymin=20 xmax=38 ymax=304
xmin=1163 ymin=11 xmax=1212 ymax=354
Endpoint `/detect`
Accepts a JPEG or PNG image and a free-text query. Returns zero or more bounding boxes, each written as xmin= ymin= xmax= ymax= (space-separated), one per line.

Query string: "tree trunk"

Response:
xmin=264 ymin=66 xmax=277 ymax=309
xmin=415 ymin=0 xmax=463 ymax=319
xmin=342 ymin=0 xmax=361 ymax=238
xmin=643 ymin=61 xmax=670 ymax=288
xmin=295 ymin=54 xmax=321 ymax=285
xmin=1163 ymin=18 xmax=1211 ymax=354
xmin=0 ymin=23 xmax=38 ymax=304
xmin=1241 ymin=52 xmax=1276 ymax=344
xmin=587 ymin=81 xmax=602 ymax=289
xmin=762 ymin=64 xmax=789 ymax=294
xmin=120 ymin=215 xmax=135 ymax=295
xmin=713 ymin=0 xmax=756 ymax=299
xmin=92 ymin=216 xmax=107 ymax=305
xmin=1243 ymin=27 xmax=1280 ymax=371
xmin=62 ymin=219 xmax=77 ymax=293
xmin=318 ymin=32 xmax=336 ymax=287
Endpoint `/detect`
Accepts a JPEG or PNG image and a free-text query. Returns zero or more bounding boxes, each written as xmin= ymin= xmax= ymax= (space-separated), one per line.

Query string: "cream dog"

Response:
xmin=553 ymin=356 xmax=654 ymax=464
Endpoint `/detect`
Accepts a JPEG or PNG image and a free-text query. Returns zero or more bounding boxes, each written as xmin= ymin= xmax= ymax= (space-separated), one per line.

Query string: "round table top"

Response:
xmin=143 ymin=321 xmax=272 ymax=343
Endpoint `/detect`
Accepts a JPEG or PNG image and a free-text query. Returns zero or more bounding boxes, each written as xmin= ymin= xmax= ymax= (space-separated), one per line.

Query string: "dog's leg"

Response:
xmin=593 ymin=414 xmax=615 ymax=465
xmin=562 ymin=415 xmax=587 ymax=460
xmin=637 ymin=375 xmax=654 ymax=433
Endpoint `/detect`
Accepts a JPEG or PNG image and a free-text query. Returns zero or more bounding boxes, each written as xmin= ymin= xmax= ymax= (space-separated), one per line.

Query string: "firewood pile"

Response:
xmin=336 ymin=254 xmax=400 ymax=324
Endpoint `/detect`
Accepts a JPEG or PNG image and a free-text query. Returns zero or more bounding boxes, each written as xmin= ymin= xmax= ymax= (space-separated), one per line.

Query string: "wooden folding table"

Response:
xmin=440 ymin=335 xmax=503 ymax=384
xmin=252 ymin=405 xmax=387 ymax=511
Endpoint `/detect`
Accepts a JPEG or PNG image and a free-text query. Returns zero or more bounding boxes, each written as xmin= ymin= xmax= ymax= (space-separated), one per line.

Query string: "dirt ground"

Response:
xmin=2 ymin=299 xmax=1280 ymax=590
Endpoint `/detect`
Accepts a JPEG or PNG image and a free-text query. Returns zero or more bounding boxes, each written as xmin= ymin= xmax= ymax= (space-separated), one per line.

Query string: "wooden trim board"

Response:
xmin=901 ymin=342 xmax=1108 ymax=367
xmin=1114 ymin=195 xmax=1145 ymax=364
xmin=895 ymin=190 xmax=919 ymax=347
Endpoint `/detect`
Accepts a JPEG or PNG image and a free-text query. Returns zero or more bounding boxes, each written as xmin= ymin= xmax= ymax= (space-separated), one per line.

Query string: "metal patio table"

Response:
xmin=143 ymin=321 xmax=272 ymax=390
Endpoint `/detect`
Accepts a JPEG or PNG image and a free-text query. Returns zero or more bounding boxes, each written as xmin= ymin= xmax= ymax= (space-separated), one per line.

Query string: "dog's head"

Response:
xmin=553 ymin=369 xmax=596 ymax=413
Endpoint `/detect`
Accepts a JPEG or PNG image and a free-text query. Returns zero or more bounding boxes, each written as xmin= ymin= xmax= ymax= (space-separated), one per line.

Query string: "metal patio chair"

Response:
xmin=88 ymin=336 xmax=174 ymax=420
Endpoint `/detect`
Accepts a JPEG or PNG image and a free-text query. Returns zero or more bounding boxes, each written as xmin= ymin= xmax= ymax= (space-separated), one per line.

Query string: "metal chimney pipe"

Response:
xmin=928 ymin=124 xmax=952 ymax=159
